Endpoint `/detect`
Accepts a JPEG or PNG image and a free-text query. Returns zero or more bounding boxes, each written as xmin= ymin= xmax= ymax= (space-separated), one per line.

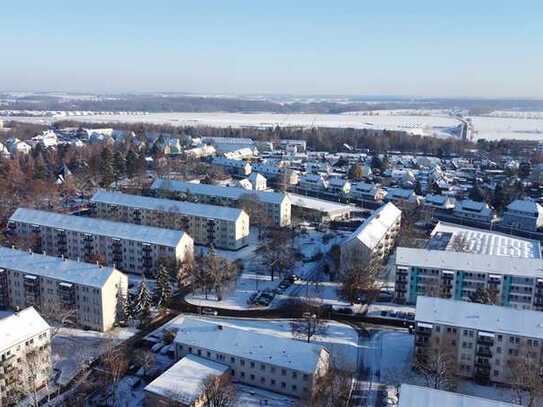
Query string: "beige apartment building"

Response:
xmin=8 ymin=208 xmax=193 ymax=277
xmin=0 ymin=307 xmax=52 ymax=406
xmin=340 ymin=202 xmax=401 ymax=271
xmin=150 ymin=178 xmax=291 ymax=227
xmin=90 ymin=191 xmax=249 ymax=250
xmin=415 ymin=296 xmax=543 ymax=385
xmin=173 ymin=317 xmax=330 ymax=399
xmin=0 ymin=247 xmax=128 ymax=332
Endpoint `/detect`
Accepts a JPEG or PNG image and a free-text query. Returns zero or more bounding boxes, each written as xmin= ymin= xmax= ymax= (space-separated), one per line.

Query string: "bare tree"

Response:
xmin=261 ymin=228 xmax=297 ymax=281
xmin=469 ymin=286 xmax=499 ymax=305
xmin=508 ymin=343 xmax=543 ymax=407
xmin=340 ymin=261 xmax=382 ymax=304
xmin=306 ymin=367 xmax=352 ymax=407
xmin=135 ymin=349 xmax=156 ymax=377
xmin=413 ymin=337 xmax=458 ymax=391
xmin=199 ymin=374 xmax=236 ymax=407
xmin=290 ymin=298 xmax=327 ymax=343
xmin=100 ymin=335 xmax=129 ymax=406
xmin=17 ymin=348 xmax=52 ymax=407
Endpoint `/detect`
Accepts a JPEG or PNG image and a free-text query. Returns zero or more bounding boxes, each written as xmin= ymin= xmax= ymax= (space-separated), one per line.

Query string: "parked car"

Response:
xmin=336 ymin=307 xmax=354 ymax=315
xmin=201 ymin=307 xmax=218 ymax=316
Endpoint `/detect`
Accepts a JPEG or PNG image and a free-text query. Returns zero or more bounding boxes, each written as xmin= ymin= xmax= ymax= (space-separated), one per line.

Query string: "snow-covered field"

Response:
xmin=145 ymin=315 xmax=360 ymax=372
xmin=5 ymin=110 xmax=543 ymax=141
xmin=52 ymin=326 xmax=138 ymax=386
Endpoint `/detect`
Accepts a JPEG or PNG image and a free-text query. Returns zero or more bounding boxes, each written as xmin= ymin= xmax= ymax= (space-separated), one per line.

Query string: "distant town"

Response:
xmin=1 ymin=110 xmax=543 ymax=407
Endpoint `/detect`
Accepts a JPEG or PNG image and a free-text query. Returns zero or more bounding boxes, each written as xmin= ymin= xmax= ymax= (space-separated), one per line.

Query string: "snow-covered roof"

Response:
xmin=416 ymin=296 xmax=543 ymax=341
xmin=91 ymin=191 xmax=244 ymax=222
xmin=174 ymin=317 xmax=327 ymax=374
xmin=287 ymin=192 xmax=353 ymax=215
xmin=455 ymin=199 xmax=492 ymax=214
xmin=345 ymin=203 xmax=401 ymax=249
xmin=396 ymin=247 xmax=543 ymax=278
xmin=386 ymin=187 xmax=414 ymax=199
xmin=506 ymin=199 xmax=543 ymax=215
xmin=424 ymin=194 xmax=453 ymax=206
xmin=10 ymin=208 xmax=187 ymax=248
xmin=399 ymin=384 xmax=516 ymax=407
xmin=0 ymin=307 xmax=50 ymax=352
xmin=151 ymin=178 xmax=287 ymax=205
xmin=248 ymin=172 xmax=266 ymax=183
xmin=145 ymin=354 xmax=229 ymax=405
xmin=428 ymin=222 xmax=541 ymax=258
xmin=351 ymin=182 xmax=378 ymax=194
xmin=212 ymin=156 xmax=249 ymax=167
xmin=0 ymin=247 xmax=122 ymax=288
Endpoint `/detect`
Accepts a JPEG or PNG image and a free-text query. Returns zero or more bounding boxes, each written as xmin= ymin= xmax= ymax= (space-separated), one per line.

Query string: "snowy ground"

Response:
xmin=145 ymin=315 xmax=360 ymax=372
xmin=186 ymin=227 xmax=349 ymax=311
xmin=52 ymin=326 xmax=138 ymax=386
xmin=8 ymin=110 xmax=543 ymax=140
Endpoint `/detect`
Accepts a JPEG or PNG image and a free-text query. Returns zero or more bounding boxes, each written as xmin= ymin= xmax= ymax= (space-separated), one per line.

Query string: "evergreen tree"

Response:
xmin=125 ymin=149 xmax=138 ymax=178
xmin=414 ymin=180 xmax=423 ymax=196
xmin=136 ymin=280 xmax=153 ymax=322
xmin=112 ymin=151 xmax=126 ymax=181
xmin=468 ymin=182 xmax=486 ymax=202
xmin=156 ymin=265 xmax=172 ymax=309
xmin=99 ymin=147 xmax=115 ymax=187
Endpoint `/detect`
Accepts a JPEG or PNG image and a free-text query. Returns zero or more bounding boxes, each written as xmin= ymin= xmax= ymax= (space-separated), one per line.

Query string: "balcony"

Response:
xmin=477 ymin=335 xmax=494 ymax=346
xmin=476 ymin=346 xmax=493 ymax=358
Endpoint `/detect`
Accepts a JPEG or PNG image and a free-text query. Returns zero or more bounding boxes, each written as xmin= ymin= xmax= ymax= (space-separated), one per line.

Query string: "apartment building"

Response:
xmin=395 ymin=247 xmax=543 ymax=308
xmin=151 ymin=178 xmax=291 ymax=227
xmin=501 ymin=199 xmax=543 ymax=232
xmin=288 ymin=193 xmax=353 ymax=223
xmin=398 ymin=384 xmax=516 ymax=407
xmin=415 ymin=296 xmax=543 ymax=385
xmin=0 ymin=307 xmax=51 ymax=406
xmin=384 ymin=187 xmax=420 ymax=208
xmin=0 ymin=247 xmax=128 ymax=331
xmin=211 ymin=157 xmax=252 ymax=177
xmin=298 ymin=174 xmax=328 ymax=193
xmin=350 ymin=182 xmax=386 ymax=204
xmin=8 ymin=208 xmax=193 ymax=277
xmin=173 ymin=317 xmax=330 ymax=399
xmin=91 ymin=191 xmax=249 ymax=250
xmin=340 ymin=203 xmax=401 ymax=271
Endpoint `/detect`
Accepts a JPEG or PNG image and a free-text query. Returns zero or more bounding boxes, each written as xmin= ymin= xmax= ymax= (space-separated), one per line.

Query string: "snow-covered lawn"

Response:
xmin=186 ymin=228 xmax=349 ymax=311
xmin=52 ymin=326 xmax=138 ymax=386
xmin=145 ymin=315 xmax=360 ymax=372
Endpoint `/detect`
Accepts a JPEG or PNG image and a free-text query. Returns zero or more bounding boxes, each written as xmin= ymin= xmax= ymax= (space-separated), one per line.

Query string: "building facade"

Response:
xmin=174 ymin=317 xmax=330 ymax=399
xmin=8 ymin=208 xmax=193 ymax=277
xmin=501 ymin=199 xmax=543 ymax=232
xmin=0 ymin=247 xmax=128 ymax=331
xmin=151 ymin=178 xmax=291 ymax=227
xmin=91 ymin=191 xmax=249 ymax=250
xmin=415 ymin=296 xmax=543 ymax=386
xmin=395 ymin=247 xmax=543 ymax=309
xmin=340 ymin=202 xmax=401 ymax=271
xmin=0 ymin=307 xmax=52 ymax=406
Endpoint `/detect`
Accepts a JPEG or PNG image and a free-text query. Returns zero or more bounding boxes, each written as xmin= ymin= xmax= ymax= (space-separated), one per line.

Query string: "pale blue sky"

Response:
xmin=1 ymin=1 xmax=542 ymax=97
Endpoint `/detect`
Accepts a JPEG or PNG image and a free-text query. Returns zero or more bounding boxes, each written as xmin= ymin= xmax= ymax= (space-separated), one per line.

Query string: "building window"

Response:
xmin=250 ymin=374 xmax=255 ymax=381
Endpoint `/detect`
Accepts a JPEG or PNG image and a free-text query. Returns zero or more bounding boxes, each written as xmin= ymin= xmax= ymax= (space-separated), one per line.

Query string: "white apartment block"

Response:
xmin=395 ymin=247 xmax=543 ymax=309
xmin=151 ymin=178 xmax=291 ymax=227
xmin=0 ymin=307 xmax=51 ymax=406
xmin=399 ymin=384 xmax=516 ymax=407
xmin=341 ymin=202 xmax=401 ymax=271
xmin=453 ymin=199 xmax=495 ymax=224
xmin=91 ymin=191 xmax=249 ymax=250
xmin=174 ymin=317 xmax=330 ymax=399
xmin=0 ymin=247 xmax=128 ymax=331
xmin=8 ymin=208 xmax=193 ymax=277
xmin=415 ymin=296 xmax=543 ymax=386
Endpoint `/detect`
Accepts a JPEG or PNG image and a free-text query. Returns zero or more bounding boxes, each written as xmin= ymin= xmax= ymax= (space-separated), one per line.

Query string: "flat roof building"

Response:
xmin=398 ymin=384 xmax=516 ymax=407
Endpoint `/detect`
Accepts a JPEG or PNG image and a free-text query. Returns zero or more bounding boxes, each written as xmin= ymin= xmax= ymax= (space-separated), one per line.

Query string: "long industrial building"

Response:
xmin=150 ymin=178 xmax=291 ymax=227
xmin=0 ymin=307 xmax=52 ymax=406
xmin=395 ymin=247 xmax=543 ymax=309
xmin=90 ymin=191 xmax=250 ymax=250
xmin=8 ymin=208 xmax=193 ymax=277
xmin=0 ymin=247 xmax=128 ymax=331
xmin=415 ymin=296 xmax=543 ymax=386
